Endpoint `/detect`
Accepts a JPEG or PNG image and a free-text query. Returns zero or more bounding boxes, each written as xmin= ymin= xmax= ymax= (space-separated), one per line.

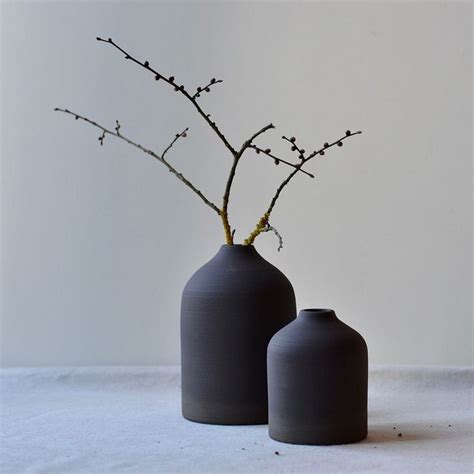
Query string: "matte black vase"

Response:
xmin=267 ymin=308 xmax=368 ymax=445
xmin=181 ymin=245 xmax=296 ymax=425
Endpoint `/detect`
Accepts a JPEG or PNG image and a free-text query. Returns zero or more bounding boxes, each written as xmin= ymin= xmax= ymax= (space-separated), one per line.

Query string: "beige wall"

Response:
xmin=1 ymin=1 xmax=472 ymax=366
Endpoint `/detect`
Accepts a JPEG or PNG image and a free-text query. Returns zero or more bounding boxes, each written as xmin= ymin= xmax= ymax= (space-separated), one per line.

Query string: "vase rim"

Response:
xmin=299 ymin=308 xmax=336 ymax=318
xmin=219 ymin=244 xmax=255 ymax=249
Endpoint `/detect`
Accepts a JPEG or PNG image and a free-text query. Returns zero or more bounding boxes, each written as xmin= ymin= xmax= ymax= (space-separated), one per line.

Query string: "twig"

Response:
xmin=281 ymin=135 xmax=307 ymax=160
xmin=55 ymin=107 xmax=221 ymax=216
xmin=249 ymin=145 xmax=314 ymax=178
xmin=244 ymin=130 xmax=362 ymax=246
xmin=192 ymin=78 xmax=223 ymax=99
xmin=242 ymin=123 xmax=275 ymax=147
xmin=96 ymin=37 xmax=237 ymax=156
xmin=162 ymin=128 xmax=189 ymax=159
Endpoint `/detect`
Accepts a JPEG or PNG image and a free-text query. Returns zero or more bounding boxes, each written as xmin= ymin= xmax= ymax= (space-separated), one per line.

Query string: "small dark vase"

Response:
xmin=181 ymin=245 xmax=296 ymax=425
xmin=267 ymin=309 xmax=368 ymax=445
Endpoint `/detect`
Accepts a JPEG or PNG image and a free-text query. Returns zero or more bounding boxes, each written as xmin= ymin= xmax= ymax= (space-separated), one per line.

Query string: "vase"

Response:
xmin=180 ymin=244 xmax=296 ymax=425
xmin=267 ymin=308 xmax=368 ymax=445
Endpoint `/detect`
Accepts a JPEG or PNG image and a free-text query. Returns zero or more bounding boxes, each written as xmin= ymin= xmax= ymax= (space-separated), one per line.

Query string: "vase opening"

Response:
xmin=220 ymin=244 xmax=254 ymax=248
xmin=218 ymin=244 xmax=257 ymax=254
xmin=299 ymin=308 xmax=336 ymax=319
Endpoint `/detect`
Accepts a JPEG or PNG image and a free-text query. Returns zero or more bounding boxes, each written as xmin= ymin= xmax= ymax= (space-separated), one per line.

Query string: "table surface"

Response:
xmin=2 ymin=365 xmax=473 ymax=473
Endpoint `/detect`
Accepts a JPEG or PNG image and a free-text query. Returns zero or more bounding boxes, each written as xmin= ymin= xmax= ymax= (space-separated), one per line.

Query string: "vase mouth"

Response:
xmin=219 ymin=244 xmax=256 ymax=250
xmin=220 ymin=244 xmax=253 ymax=247
xmin=299 ymin=308 xmax=336 ymax=318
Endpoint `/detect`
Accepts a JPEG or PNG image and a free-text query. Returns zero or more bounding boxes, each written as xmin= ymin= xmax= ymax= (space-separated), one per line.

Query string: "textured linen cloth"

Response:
xmin=1 ymin=365 xmax=473 ymax=473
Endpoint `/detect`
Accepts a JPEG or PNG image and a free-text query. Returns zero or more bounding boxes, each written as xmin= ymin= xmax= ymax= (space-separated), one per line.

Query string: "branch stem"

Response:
xmin=55 ymin=107 xmax=221 ymax=216
xmin=96 ymin=37 xmax=237 ymax=156
xmin=244 ymin=130 xmax=362 ymax=245
xmin=220 ymin=123 xmax=275 ymax=244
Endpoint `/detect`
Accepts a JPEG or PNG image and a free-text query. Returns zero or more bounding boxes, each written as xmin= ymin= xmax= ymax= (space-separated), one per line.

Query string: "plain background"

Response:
xmin=1 ymin=1 xmax=472 ymax=367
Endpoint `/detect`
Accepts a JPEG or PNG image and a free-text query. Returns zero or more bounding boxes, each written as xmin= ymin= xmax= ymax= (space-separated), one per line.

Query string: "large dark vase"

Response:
xmin=181 ymin=244 xmax=296 ymax=425
xmin=267 ymin=308 xmax=368 ymax=445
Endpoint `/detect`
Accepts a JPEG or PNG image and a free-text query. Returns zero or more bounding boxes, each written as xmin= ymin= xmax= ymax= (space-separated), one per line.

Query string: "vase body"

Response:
xmin=267 ymin=309 xmax=368 ymax=445
xmin=181 ymin=245 xmax=296 ymax=425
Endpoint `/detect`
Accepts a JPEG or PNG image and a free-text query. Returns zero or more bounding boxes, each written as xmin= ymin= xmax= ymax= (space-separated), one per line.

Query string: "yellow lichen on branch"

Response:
xmin=244 ymin=213 xmax=270 ymax=246
xmin=221 ymin=210 xmax=233 ymax=245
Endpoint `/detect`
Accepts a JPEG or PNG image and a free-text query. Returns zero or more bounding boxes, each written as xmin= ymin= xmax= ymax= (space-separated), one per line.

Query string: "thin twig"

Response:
xmin=244 ymin=130 xmax=362 ymax=246
xmin=281 ymin=135 xmax=307 ymax=160
xmin=55 ymin=107 xmax=221 ymax=215
xmin=192 ymin=78 xmax=223 ymax=99
xmin=242 ymin=123 xmax=275 ymax=147
xmin=96 ymin=37 xmax=237 ymax=156
xmin=249 ymin=145 xmax=314 ymax=178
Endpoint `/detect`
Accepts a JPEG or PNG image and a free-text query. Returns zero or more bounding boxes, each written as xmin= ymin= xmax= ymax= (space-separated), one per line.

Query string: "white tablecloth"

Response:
xmin=1 ymin=366 xmax=473 ymax=473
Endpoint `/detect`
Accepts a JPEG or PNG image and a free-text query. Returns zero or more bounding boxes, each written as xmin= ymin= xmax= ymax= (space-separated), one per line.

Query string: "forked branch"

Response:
xmin=54 ymin=107 xmax=221 ymax=216
xmin=220 ymin=122 xmax=277 ymax=244
xmin=249 ymin=145 xmax=314 ymax=178
xmin=58 ymin=37 xmax=362 ymax=250
xmin=244 ymin=130 xmax=362 ymax=245
xmin=192 ymin=78 xmax=223 ymax=99
xmin=96 ymin=37 xmax=237 ymax=156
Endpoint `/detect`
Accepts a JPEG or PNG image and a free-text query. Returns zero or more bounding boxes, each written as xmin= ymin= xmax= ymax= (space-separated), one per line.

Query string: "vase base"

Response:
xmin=182 ymin=405 xmax=268 ymax=426
xmin=269 ymin=428 xmax=368 ymax=446
xmin=182 ymin=413 xmax=268 ymax=426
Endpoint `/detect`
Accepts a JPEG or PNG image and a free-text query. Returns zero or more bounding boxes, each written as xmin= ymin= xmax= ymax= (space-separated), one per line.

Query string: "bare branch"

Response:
xmin=242 ymin=123 xmax=275 ymax=148
xmin=249 ymin=145 xmax=314 ymax=178
xmin=281 ymin=135 xmax=307 ymax=160
xmin=192 ymin=77 xmax=223 ymax=99
xmin=162 ymin=128 xmax=189 ymax=159
xmin=55 ymin=107 xmax=221 ymax=216
xmin=96 ymin=37 xmax=237 ymax=156
xmin=244 ymin=130 xmax=362 ymax=245
xmin=219 ymin=123 xmax=277 ymax=244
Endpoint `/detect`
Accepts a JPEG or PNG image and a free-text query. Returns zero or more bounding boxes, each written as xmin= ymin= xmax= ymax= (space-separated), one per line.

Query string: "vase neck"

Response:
xmin=214 ymin=244 xmax=260 ymax=260
xmin=298 ymin=309 xmax=337 ymax=321
xmin=217 ymin=244 xmax=258 ymax=255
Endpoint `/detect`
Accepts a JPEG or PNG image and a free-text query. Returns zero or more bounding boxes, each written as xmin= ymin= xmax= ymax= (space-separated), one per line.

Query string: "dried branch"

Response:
xmin=96 ymin=37 xmax=237 ymax=156
xmin=162 ymin=128 xmax=189 ymax=159
xmin=220 ymin=123 xmax=276 ymax=244
xmin=54 ymin=107 xmax=221 ymax=216
xmin=281 ymin=135 xmax=307 ymax=160
xmin=249 ymin=145 xmax=314 ymax=178
xmin=192 ymin=78 xmax=223 ymax=99
xmin=242 ymin=123 xmax=275 ymax=147
xmin=58 ymin=38 xmax=363 ymax=249
xmin=244 ymin=130 xmax=362 ymax=246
